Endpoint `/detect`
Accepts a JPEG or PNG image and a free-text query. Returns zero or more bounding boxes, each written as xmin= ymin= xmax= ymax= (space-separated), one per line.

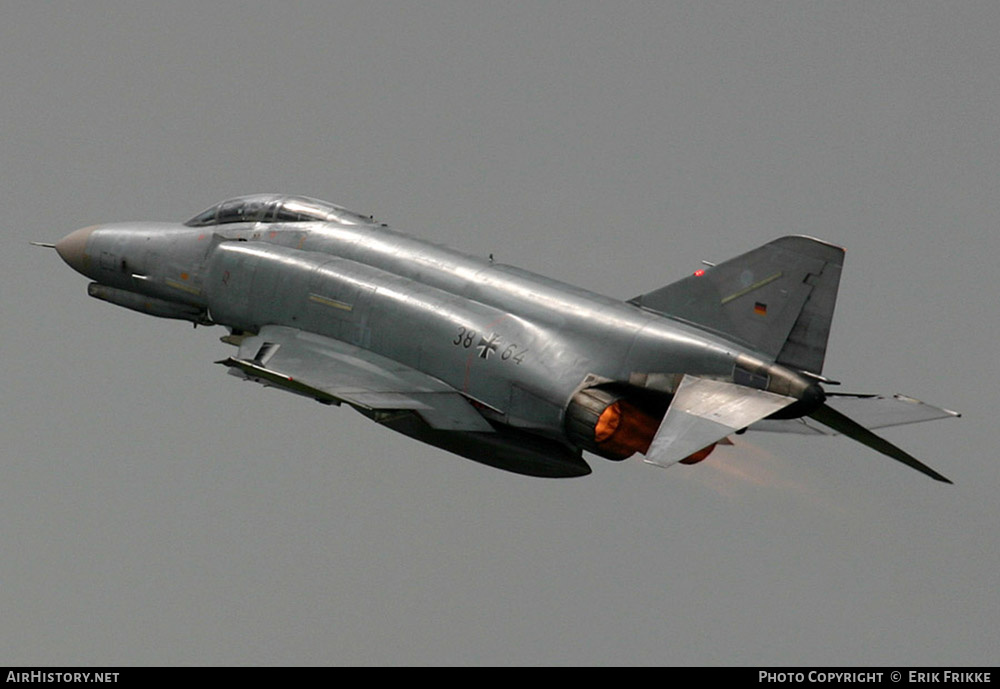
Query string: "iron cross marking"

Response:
xmin=477 ymin=332 xmax=501 ymax=359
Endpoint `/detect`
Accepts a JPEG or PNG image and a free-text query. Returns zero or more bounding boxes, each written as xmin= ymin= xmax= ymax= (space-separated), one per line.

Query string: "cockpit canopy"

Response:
xmin=184 ymin=194 xmax=374 ymax=228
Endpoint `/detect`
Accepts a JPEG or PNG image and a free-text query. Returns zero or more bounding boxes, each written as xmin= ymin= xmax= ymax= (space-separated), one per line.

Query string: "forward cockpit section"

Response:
xmin=184 ymin=194 xmax=374 ymax=228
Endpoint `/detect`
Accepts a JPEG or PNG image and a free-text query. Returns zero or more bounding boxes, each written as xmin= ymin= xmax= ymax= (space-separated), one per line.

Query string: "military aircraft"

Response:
xmin=40 ymin=194 xmax=959 ymax=481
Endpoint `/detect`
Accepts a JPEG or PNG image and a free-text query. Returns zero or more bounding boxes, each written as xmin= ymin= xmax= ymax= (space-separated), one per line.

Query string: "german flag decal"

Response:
xmin=754 ymin=302 xmax=768 ymax=316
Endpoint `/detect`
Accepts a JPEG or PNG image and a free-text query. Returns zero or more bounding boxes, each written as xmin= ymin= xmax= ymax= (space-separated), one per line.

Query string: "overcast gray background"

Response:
xmin=3 ymin=2 xmax=997 ymax=666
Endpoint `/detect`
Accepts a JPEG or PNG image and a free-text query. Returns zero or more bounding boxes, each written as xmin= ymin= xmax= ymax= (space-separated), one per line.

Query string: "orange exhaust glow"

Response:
xmin=679 ymin=443 xmax=717 ymax=465
xmin=593 ymin=401 xmax=622 ymax=443
xmin=594 ymin=400 xmax=659 ymax=459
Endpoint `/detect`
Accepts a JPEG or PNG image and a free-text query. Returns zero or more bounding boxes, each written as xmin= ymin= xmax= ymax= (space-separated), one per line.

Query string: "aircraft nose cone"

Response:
xmin=55 ymin=225 xmax=98 ymax=275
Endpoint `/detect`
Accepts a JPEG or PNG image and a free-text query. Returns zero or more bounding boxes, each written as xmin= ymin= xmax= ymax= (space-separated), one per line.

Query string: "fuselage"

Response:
xmin=55 ymin=197 xmax=812 ymax=458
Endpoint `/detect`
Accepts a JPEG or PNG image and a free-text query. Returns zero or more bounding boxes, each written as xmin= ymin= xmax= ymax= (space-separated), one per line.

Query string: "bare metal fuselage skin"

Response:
xmin=58 ymin=216 xmax=797 ymax=473
xmin=53 ymin=196 xmax=952 ymax=482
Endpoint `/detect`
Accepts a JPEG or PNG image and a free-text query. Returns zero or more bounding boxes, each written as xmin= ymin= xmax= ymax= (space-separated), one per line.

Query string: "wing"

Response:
xmin=217 ymin=325 xmax=494 ymax=432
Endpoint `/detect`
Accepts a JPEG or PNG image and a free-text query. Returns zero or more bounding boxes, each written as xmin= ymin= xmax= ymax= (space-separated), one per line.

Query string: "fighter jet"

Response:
xmin=40 ymin=194 xmax=959 ymax=481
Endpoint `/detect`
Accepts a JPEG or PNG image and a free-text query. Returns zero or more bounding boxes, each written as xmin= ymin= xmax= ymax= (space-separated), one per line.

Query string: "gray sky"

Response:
xmin=3 ymin=1 xmax=997 ymax=665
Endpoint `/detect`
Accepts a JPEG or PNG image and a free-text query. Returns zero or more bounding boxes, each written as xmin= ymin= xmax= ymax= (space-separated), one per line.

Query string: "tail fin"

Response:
xmin=629 ymin=236 xmax=844 ymax=375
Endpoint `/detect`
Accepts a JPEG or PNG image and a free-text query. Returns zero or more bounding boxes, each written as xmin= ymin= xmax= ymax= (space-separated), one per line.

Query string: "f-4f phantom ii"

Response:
xmin=42 ymin=194 xmax=959 ymax=482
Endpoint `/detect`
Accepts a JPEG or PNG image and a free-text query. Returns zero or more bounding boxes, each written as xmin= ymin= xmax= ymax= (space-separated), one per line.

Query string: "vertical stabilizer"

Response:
xmin=629 ymin=236 xmax=844 ymax=375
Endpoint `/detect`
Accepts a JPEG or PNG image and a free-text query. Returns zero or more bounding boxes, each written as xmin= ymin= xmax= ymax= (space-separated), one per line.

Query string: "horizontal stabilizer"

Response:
xmin=807 ymin=403 xmax=952 ymax=483
xmin=644 ymin=375 xmax=797 ymax=468
xmin=749 ymin=394 xmax=960 ymax=434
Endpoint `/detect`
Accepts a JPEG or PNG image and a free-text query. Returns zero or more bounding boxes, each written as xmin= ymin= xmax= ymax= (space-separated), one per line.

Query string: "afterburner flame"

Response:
xmin=594 ymin=400 xmax=658 ymax=459
xmin=679 ymin=443 xmax=717 ymax=465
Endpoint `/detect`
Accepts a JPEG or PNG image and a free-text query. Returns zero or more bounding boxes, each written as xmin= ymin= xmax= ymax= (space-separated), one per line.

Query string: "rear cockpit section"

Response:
xmin=184 ymin=194 xmax=375 ymax=228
